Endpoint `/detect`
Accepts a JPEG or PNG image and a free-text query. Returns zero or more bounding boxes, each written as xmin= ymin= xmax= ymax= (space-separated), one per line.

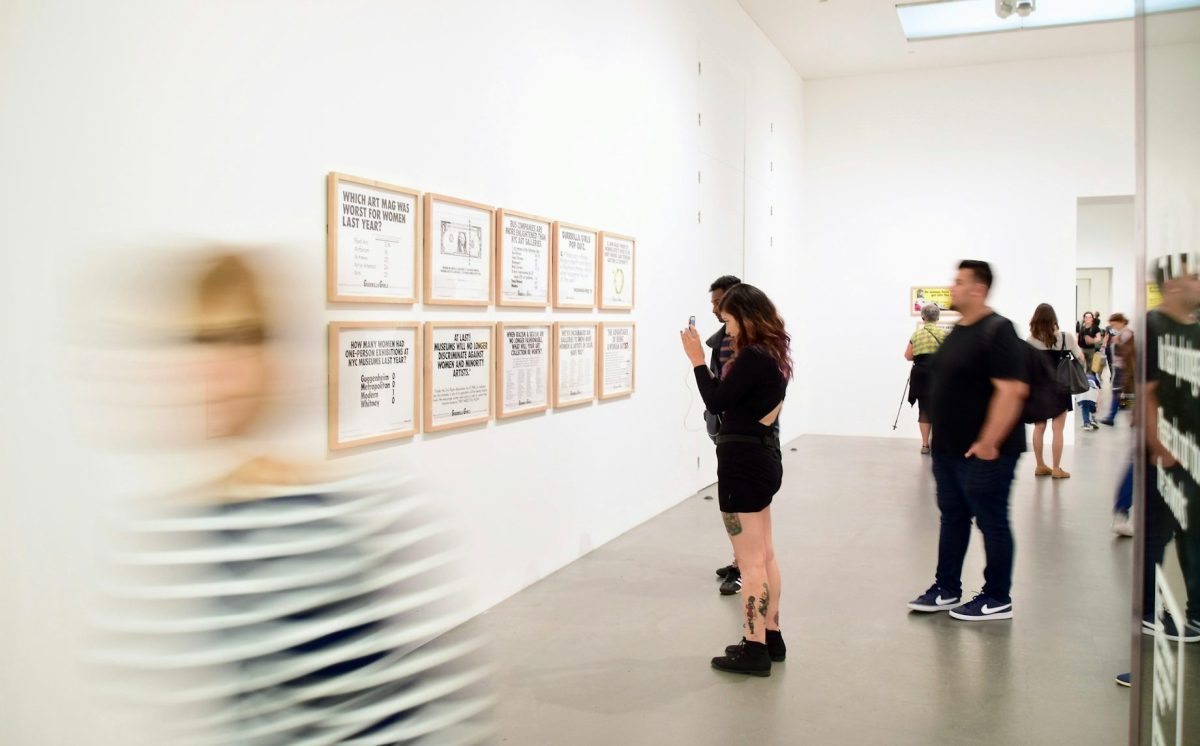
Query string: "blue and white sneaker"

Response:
xmin=1141 ymin=612 xmax=1200 ymax=643
xmin=949 ymin=593 xmax=1013 ymax=621
xmin=1115 ymin=672 xmax=1132 ymax=687
xmin=907 ymin=584 xmax=960 ymax=612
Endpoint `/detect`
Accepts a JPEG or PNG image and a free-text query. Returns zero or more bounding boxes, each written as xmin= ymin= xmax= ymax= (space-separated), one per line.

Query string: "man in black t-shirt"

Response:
xmin=706 ymin=274 xmax=744 ymax=595
xmin=907 ymin=260 xmax=1030 ymax=622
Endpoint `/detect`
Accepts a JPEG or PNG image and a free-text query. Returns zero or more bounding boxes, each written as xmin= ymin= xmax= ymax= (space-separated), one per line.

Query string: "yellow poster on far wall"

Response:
xmin=1147 ymin=282 xmax=1163 ymax=309
xmin=911 ymin=286 xmax=956 ymax=316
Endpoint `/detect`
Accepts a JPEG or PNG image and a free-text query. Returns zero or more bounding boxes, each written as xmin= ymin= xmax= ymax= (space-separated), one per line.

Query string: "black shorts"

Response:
xmin=716 ymin=441 xmax=783 ymax=514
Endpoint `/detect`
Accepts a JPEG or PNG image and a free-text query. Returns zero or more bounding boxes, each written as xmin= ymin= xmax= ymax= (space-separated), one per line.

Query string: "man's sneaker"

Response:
xmin=725 ymin=629 xmax=786 ymax=662
xmin=1112 ymin=513 xmax=1134 ymax=537
xmin=719 ymin=566 xmax=742 ymax=595
xmin=907 ymin=584 xmax=960 ymax=612
xmin=711 ymin=639 xmax=771 ymax=677
xmin=1142 ymin=612 xmax=1200 ymax=643
xmin=1115 ymin=672 xmax=1132 ymax=687
xmin=949 ymin=593 xmax=1013 ymax=621
xmin=715 ymin=563 xmax=736 ymax=579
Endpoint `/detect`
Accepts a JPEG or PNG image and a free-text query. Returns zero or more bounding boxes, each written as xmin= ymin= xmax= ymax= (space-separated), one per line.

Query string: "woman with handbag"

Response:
xmin=905 ymin=304 xmax=948 ymax=455
xmin=1026 ymin=303 xmax=1087 ymax=478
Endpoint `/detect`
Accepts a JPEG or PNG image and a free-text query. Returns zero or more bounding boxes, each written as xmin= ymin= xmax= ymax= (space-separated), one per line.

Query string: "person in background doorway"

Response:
xmin=1026 ymin=303 xmax=1085 ymax=479
xmin=907 ymin=260 xmax=1029 ymax=622
xmin=1098 ymin=313 xmax=1133 ymax=426
xmin=1077 ymin=311 xmax=1101 ymax=373
xmin=706 ymin=274 xmax=744 ymax=596
xmin=682 ymin=284 xmax=791 ymax=677
xmin=905 ymin=304 xmax=947 ymax=455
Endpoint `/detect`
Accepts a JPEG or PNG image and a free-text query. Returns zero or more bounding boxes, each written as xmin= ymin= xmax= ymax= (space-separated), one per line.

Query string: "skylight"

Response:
xmin=897 ymin=0 xmax=1199 ymax=41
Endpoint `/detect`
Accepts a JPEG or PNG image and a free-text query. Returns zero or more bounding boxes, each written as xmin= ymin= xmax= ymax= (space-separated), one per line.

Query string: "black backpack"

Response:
xmin=983 ymin=317 xmax=1059 ymax=424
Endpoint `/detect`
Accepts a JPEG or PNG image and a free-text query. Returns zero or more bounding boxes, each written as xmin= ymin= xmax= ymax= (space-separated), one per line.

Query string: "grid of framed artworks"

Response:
xmin=326 ymin=172 xmax=636 ymax=450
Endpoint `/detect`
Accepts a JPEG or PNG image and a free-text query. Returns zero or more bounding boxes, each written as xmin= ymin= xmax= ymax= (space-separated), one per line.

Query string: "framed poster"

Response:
xmin=424 ymin=322 xmax=494 ymax=432
xmin=910 ymin=286 xmax=956 ymax=317
xmin=597 ymin=232 xmax=635 ymax=310
xmin=598 ymin=322 xmax=636 ymax=400
xmin=553 ymin=221 xmax=597 ymax=309
xmin=424 ymin=194 xmax=494 ymax=306
xmin=496 ymin=209 xmax=551 ymax=308
xmin=328 ymin=321 xmax=421 ymax=450
xmin=327 ymin=173 xmax=420 ymax=304
xmin=496 ymin=323 xmax=551 ymax=419
xmin=553 ymin=322 xmax=597 ymax=408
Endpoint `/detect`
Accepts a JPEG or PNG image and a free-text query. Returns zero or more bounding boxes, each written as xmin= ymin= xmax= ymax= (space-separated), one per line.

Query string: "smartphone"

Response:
xmin=688 ymin=315 xmax=696 ymax=327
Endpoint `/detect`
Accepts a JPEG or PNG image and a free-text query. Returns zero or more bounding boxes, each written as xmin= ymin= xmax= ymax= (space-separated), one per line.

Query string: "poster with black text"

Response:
xmin=598 ymin=233 xmax=635 ymax=310
xmin=554 ymin=223 xmax=597 ymax=308
xmin=498 ymin=324 xmax=550 ymax=418
xmin=554 ymin=323 xmax=597 ymax=407
xmin=328 ymin=173 xmax=418 ymax=303
xmin=498 ymin=210 xmax=551 ymax=307
xmin=329 ymin=322 xmax=419 ymax=449
xmin=425 ymin=323 xmax=493 ymax=431
xmin=599 ymin=323 xmax=635 ymax=399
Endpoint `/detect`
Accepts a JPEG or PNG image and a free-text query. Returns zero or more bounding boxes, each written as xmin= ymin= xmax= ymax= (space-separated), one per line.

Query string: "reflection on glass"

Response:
xmin=1136 ymin=6 xmax=1200 ymax=743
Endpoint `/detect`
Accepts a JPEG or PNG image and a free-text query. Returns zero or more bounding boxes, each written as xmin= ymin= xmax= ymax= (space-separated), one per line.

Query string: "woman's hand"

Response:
xmin=680 ymin=326 xmax=706 ymax=367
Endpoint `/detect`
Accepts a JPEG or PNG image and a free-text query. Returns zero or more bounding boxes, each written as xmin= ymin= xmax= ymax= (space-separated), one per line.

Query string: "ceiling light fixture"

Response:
xmin=995 ymin=0 xmax=1036 ymax=19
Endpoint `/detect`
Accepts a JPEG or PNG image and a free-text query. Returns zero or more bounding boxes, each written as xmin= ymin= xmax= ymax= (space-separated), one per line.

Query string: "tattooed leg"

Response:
xmin=722 ymin=512 xmax=743 ymax=536
xmin=744 ymin=595 xmax=757 ymax=636
xmin=758 ymin=584 xmax=770 ymax=618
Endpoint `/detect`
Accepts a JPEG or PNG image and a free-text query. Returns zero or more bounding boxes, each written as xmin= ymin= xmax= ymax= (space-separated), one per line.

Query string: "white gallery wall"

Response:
xmin=1078 ymin=196 xmax=1136 ymax=320
xmin=801 ymin=53 xmax=1136 ymax=440
xmin=0 ymin=1 xmax=803 ymax=743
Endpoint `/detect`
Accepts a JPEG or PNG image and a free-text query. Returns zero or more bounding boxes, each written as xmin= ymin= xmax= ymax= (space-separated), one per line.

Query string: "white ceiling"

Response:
xmin=736 ymin=0 xmax=1135 ymax=79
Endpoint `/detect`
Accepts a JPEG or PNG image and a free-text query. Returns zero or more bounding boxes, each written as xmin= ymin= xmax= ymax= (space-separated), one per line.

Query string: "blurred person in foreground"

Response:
xmin=907 ymin=261 xmax=1029 ymax=622
xmin=87 ymin=250 xmax=494 ymax=745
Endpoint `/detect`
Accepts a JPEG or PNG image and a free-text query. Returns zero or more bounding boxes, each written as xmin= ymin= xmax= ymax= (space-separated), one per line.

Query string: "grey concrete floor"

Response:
xmin=466 ymin=429 xmax=1142 ymax=745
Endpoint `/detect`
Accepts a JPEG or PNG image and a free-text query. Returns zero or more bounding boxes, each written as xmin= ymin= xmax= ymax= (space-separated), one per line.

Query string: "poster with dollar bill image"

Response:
xmin=327 ymin=173 xmax=420 ymax=304
xmin=598 ymin=232 xmax=635 ymax=310
xmin=424 ymin=322 xmax=494 ymax=432
xmin=328 ymin=321 xmax=421 ymax=450
xmin=424 ymin=193 xmax=494 ymax=306
xmin=497 ymin=323 xmax=551 ymax=419
xmin=599 ymin=322 xmax=636 ymax=400
xmin=496 ymin=209 xmax=551 ymax=308
xmin=553 ymin=322 xmax=597 ymax=408
xmin=553 ymin=221 xmax=598 ymax=309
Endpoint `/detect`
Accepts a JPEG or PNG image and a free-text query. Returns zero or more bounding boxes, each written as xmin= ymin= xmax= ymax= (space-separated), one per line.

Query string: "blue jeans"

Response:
xmin=1104 ymin=368 xmax=1124 ymax=423
xmin=932 ymin=453 xmax=1019 ymax=602
xmin=1080 ymin=401 xmax=1096 ymax=426
xmin=1115 ymin=462 xmax=1133 ymax=515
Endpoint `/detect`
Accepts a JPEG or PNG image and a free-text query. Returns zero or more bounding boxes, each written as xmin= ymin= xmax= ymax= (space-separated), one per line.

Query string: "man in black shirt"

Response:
xmin=706 ymin=274 xmax=743 ymax=595
xmin=908 ymin=260 xmax=1030 ymax=621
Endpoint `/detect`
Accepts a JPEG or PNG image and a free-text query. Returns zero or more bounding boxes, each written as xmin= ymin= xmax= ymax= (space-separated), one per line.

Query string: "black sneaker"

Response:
xmin=1142 ymin=612 xmax=1200 ymax=643
xmin=907 ymin=584 xmax=960 ymax=612
xmin=719 ymin=566 xmax=742 ymax=595
xmin=1115 ymin=672 xmax=1132 ymax=687
xmin=948 ymin=593 xmax=1013 ymax=621
xmin=712 ymin=639 xmax=771 ymax=677
xmin=725 ymin=629 xmax=786 ymax=662
xmin=715 ymin=563 xmax=736 ymax=579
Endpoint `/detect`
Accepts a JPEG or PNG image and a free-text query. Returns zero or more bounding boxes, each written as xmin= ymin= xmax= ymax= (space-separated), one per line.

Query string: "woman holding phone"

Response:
xmin=680 ymin=284 xmax=792 ymax=677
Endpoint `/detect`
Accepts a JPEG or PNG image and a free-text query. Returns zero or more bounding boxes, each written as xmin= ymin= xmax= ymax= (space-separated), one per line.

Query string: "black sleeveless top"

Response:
xmin=693 ymin=345 xmax=787 ymax=437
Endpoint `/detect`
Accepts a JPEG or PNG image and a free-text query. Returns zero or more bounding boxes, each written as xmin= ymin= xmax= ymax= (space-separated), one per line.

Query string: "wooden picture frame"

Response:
xmin=424 ymin=193 xmax=495 ymax=307
xmin=496 ymin=322 xmax=552 ymax=419
xmin=552 ymin=221 xmax=598 ymax=309
xmin=327 ymin=173 xmax=422 ymax=304
xmin=553 ymin=322 xmax=598 ymax=408
xmin=423 ymin=322 xmax=495 ymax=432
xmin=597 ymin=231 xmax=636 ymax=311
xmin=496 ymin=208 xmax=552 ymax=308
xmin=598 ymin=322 xmax=636 ymax=400
xmin=328 ymin=321 xmax=421 ymax=450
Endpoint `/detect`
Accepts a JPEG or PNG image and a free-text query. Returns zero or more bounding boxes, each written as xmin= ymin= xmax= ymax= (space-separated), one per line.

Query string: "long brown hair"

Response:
xmin=719 ymin=284 xmax=792 ymax=380
xmin=1029 ymin=303 xmax=1059 ymax=348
